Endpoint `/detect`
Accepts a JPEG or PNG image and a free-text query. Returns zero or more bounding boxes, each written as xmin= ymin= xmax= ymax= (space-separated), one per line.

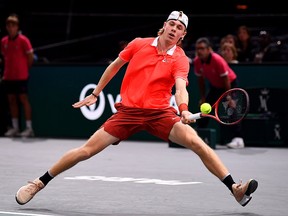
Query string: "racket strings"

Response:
xmin=217 ymin=90 xmax=249 ymax=124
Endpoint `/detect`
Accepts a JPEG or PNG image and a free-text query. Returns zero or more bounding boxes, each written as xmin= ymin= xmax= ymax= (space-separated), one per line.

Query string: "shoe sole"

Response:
xmin=226 ymin=144 xmax=245 ymax=149
xmin=21 ymin=135 xmax=35 ymax=138
xmin=15 ymin=187 xmax=29 ymax=205
xmin=5 ymin=133 xmax=20 ymax=137
xmin=15 ymin=193 xmax=26 ymax=205
xmin=245 ymin=179 xmax=258 ymax=196
xmin=15 ymin=185 xmax=35 ymax=205
xmin=241 ymin=179 xmax=258 ymax=207
xmin=20 ymin=131 xmax=35 ymax=137
xmin=15 ymin=196 xmax=25 ymax=205
xmin=15 ymin=192 xmax=34 ymax=205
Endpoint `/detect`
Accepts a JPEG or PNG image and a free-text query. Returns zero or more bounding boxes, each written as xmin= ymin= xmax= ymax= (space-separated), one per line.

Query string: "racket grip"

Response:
xmin=188 ymin=113 xmax=202 ymax=120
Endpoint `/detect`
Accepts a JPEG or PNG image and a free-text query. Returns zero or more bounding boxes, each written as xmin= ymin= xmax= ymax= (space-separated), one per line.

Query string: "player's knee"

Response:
xmin=188 ymin=137 xmax=208 ymax=155
xmin=77 ymin=147 xmax=94 ymax=160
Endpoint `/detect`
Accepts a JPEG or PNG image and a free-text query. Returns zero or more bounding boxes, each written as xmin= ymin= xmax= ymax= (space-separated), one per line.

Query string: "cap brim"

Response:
xmin=168 ymin=19 xmax=187 ymax=28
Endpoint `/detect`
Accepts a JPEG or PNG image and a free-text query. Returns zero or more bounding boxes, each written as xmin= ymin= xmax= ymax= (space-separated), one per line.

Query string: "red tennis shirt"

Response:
xmin=1 ymin=34 xmax=33 ymax=80
xmin=119 ymin=37 xmax=190 ymax=109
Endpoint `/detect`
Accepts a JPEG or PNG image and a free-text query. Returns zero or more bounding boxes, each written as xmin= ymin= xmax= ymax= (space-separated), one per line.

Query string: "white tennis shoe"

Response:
xmin=15 ymin=178 xmax=45 ymax=205
xmin=226 ymin=137 xmax=245 ymax=149
xmin=20 ymin=128 xmax=35 ymax=137
xmin=4 ymin=128 xmax=19 ymax=137
xmin=232 ymin=179 xmax=258 ymax=206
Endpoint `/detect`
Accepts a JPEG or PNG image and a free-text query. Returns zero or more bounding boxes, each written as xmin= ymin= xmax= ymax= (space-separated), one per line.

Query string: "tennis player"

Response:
xmin=15 ymin=11 xmax=258 ymax=207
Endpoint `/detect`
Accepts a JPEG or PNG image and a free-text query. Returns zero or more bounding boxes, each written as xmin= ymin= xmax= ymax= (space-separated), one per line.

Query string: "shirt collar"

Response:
xmin=201 ymin=52 xmax=212 ymax=64
xmin=8 ymin=33 xmax=19 ymax=41
xmin=152 ymin=37 xmax=176 ymax=55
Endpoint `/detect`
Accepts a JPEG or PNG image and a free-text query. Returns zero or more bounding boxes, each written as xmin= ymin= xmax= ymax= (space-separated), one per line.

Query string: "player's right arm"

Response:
xmin=174 ymin=78 xmax=195 ymax=124
xmin=72 ymin=57 xmax=127 ymax=108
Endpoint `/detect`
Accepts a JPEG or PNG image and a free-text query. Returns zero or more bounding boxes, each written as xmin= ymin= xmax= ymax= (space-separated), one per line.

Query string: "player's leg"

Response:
xmin=49 ymin=128 xmax=118 ymax=176
xmin=15 ymin=105 xmax=141 ymax=205
xmin=15 ymin=127 xmax=119 ymax=205
xmin=170 ymin=122 xmax=229 ymax=179
xmin=147 ymin=108 xmax=229 ymax=179
xmin=169 ymin=122 xmax=258 ymax=206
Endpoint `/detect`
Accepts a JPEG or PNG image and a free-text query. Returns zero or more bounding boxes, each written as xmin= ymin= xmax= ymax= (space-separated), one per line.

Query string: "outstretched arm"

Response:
xmin=72 ymin=57 xmax=127 ymax=108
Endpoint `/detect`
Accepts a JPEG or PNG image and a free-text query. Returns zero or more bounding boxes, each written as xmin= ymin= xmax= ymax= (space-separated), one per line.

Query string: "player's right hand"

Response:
xmin=72 ymin=94 xmax=98 ymax=108
xmin=181 ymin=110 xmax=196 ymax=124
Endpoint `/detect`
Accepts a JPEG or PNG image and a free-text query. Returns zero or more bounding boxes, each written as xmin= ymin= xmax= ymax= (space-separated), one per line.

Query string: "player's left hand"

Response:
xmin=72 ymin=94 xmax=98 ymax=108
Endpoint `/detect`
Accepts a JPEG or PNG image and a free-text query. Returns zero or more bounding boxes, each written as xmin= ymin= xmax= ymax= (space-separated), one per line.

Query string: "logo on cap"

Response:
xmin=167 ymin=11 xmax=188 ymax=28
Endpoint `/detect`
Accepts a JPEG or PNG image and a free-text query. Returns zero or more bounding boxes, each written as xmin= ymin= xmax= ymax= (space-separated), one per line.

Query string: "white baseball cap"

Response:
xmin=167 ymin=11 xmax=188 ymax=28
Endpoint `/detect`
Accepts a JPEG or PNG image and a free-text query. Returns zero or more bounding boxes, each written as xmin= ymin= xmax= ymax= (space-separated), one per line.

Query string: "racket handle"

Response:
xmin=188 ymin=113 xmax=202 ymax=120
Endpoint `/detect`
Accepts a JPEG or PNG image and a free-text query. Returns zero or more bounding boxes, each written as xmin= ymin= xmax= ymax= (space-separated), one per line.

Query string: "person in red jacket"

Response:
xmin=15 ymin=11 xmax=257 ymax=207
xmin=193 ymin=37 xmax=245 ymax=149
xmin=1 ymin=13 xmax=34 ymax=137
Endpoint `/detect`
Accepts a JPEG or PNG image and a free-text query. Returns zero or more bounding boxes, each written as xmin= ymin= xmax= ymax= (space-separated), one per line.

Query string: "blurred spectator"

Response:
xmin=252 ymin=30 xmax=282 ymax=63
xmin=236 ymin=25 xmax=256 ymax=62
xmin=193 ymin=37 xmax=245 ymax=148
xmin=220 ymin=42 xmax=239 ymax=64
xmin=1 ymin=13 xmax=35 ymax=137
xmin=219 ymin=34 xmax=238 ymax=49
xmin=218 ymin=34 xmax=238 ymax=56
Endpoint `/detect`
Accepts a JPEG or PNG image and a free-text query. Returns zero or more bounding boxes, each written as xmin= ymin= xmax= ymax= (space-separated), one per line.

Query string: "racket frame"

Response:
xmin=189 ymin=88 xmax=250 ymax=125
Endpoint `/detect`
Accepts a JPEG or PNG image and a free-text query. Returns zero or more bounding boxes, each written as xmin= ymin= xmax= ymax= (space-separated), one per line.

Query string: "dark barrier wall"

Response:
xmin=4 ymin=63 xmax=288 ymax=146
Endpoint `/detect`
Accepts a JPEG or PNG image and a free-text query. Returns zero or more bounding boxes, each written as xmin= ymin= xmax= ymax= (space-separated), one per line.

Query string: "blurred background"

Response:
xmin=0 ymin=0 xmax=287 ymax=147
xmin=0 ymin=0 xmax=287 ymax=63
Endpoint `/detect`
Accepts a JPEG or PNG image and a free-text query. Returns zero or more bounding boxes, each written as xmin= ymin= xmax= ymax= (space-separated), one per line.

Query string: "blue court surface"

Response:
xmin=0 ymin=137 xmax=287 ymax=216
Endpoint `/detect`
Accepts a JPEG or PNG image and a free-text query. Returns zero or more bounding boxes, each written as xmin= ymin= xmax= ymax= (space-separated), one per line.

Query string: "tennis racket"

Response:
xmin=189 ymin=88 xmax=250 ymax=125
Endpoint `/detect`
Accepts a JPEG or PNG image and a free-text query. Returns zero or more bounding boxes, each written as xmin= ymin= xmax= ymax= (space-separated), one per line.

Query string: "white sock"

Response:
xmin=12 ymin=118 xmax=19 ymax=130
xmin=26 ymin=120 xmax=32 ymax=129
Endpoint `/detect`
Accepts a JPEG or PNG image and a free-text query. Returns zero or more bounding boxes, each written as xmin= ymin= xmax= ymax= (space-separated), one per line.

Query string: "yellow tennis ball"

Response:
xmin=200 ymin=103 xmax=212 ymax=114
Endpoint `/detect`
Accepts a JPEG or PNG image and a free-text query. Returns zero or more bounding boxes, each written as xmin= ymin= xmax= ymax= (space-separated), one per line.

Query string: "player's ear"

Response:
xmin=182 ymin=32 xmax=187 ymax=40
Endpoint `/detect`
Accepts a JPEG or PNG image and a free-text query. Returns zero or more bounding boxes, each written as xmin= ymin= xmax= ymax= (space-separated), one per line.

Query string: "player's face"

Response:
xmin=163 ymin=20 xmax=186 ymax=43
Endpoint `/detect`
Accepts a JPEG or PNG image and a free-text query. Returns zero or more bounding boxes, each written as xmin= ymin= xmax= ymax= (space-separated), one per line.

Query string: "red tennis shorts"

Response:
xmin=101 ymin=103 xmax=181 ymax=144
